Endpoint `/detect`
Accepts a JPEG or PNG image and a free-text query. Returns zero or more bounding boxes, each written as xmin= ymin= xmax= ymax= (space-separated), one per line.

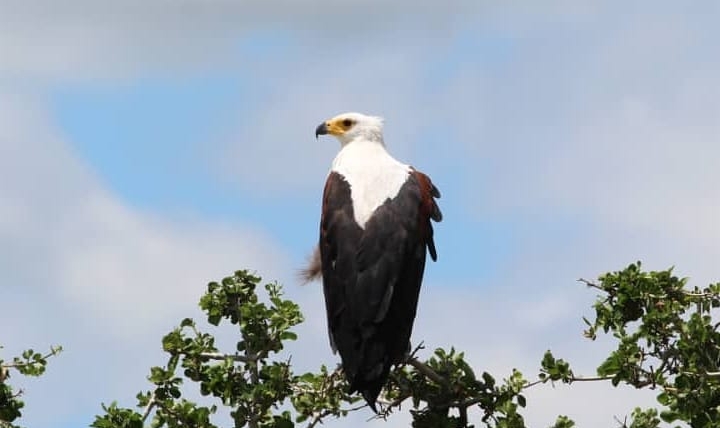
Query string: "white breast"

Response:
xmin=331 ymin=140 xmax=410 ymax=228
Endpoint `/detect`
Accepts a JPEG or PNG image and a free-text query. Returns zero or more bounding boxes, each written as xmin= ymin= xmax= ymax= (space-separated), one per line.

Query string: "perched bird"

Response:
xmin=309 ymin=112 xmax=442 ymax=411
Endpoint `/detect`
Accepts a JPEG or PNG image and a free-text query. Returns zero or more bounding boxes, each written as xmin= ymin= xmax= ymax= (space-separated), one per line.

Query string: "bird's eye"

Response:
xmin=342 ymin=119 xmax=353 ymax=127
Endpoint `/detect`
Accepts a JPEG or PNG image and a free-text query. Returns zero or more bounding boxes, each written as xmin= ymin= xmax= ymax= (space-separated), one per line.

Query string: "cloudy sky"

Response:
xmin=2 ymin=1 xmax=718 ymax=427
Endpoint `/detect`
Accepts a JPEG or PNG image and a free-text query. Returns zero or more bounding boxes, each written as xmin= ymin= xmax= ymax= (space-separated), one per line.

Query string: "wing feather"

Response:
xmin=318 ymin=169 xmax=441 ymax=410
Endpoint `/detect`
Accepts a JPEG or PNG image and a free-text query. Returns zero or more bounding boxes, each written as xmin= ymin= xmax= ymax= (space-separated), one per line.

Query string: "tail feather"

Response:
xmin=361 ymin=385 xmax=381 ymax=413
xmin=346 ymin=340 xmax=395 ymax=412
xmin=349 ymin=369 xmax=386 ymax=413
xmin=298 ymin=246 xmax=322 ymax=284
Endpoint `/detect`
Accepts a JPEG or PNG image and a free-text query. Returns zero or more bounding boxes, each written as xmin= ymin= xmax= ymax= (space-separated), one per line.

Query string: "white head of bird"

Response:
xmin=315 ymin=112 xmax=385 ymax=146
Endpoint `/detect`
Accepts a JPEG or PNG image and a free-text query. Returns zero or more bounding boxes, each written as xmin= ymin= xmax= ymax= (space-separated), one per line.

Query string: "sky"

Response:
xmin=1 ymin=1 xmax=719 ymax=427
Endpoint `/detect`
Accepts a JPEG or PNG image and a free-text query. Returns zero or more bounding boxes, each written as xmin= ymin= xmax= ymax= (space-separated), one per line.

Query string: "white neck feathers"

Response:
xmin=331 ymin=139 xmax=410 ymax=228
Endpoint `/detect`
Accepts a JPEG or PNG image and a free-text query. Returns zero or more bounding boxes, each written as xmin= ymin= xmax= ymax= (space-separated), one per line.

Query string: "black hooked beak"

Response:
xmin=315 ymin=122 xmax=328 ymax=139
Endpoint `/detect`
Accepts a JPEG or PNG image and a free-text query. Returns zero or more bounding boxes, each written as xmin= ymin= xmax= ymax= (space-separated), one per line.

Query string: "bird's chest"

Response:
xmin=337 ymin=163 xmax=410 ymax=228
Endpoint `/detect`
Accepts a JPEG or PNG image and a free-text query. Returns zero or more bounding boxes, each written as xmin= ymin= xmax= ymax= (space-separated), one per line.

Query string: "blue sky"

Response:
xmin=2 ymin=2 xmax=719 ymax=427
xmin=47 ymin=53 xmax=514 ymax=283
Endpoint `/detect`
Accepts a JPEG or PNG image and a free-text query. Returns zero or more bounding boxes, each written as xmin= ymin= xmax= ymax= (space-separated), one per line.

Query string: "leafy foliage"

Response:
xmin=92 ymin=270 xmax=361 ymax=428
xmin=584 ymin=262 xmax=720 ymax=426
xmin=7 ymin=263 xmax=720 ymax=427
xmin=0 ymin=346 xmax=62 ymax=428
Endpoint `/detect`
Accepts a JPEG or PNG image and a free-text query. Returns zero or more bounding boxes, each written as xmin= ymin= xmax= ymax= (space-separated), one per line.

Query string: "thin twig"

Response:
xmin=408 ymin=342 xmax=426 ymax=359
xmin=578 ymin=279 xmax=604 ymax=290
xmin=460 ymin=374 xmax=616 ymax=408
xmin=141 ymin=391 xmax=157 ymax=422
xmin=532 ymin=374 xmax=616 ymax=386
xmin=198 ymin=352 xmax=251 ymax=363
xmin=579 ymin=278 xmax=720 ymax=299
xmin=523 ymin=378 xmax=547 ymax=389
xmin=567 ymin=375 xmax=616 ymax=383
xmin=614 ymin=414 xmax=629 ymax=428
xmin=307 ymin=409 xmax=334 ymax=428
xmin=681 ymin=291 xmax=720 ymax=298
xmin=375 ymin=393 xmax=411 ymax=419
xmin=307 ymin=403 xmax=367 ymax=428
xmin=1 ymin=347 xmax=62 ymax=370
xmin=681 ymin=371 xmax=720 ymax=378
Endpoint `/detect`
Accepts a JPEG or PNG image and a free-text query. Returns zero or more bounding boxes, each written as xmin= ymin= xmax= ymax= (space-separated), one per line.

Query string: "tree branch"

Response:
xmin=198 ymin=352 xmax=251 ymax=363
xmin=681 ymin=371 xmax=720 ymax=378
xmin=141 ymin=391 xmax=157 ymax=422
xmin=579 ymin=278 xmax=720 ymax=299
xmin=458 ymin=373 xmax=618 ymax=409
xmin=307 ymin=403 xmax=367 ymax=428
xmin=458 ymin=404 xmax=469 ymax=427
xmin=523 ymin=378 xmax=547 ymax=389
xmin=407 ymin=357 xmax=448 ymax=386
xmin=578 ymin=278 xmax=604 ymax=290
xmin=1 ymin=346 xmax=62 ymax=370
xmin=526 ymin=374 xmax=615 ymax=389
xmin=375 ymin=393 xmax=411 ymax=419
xmin=567 ymin=375 xmax=617 ymax=383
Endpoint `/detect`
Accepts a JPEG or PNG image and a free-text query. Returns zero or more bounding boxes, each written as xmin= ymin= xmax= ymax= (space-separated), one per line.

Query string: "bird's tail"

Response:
xmin=297 ymin=246 xmax=322 ymax=284
xmin=346 ymin=340 xmax=396 ymax=413
xmin=349 ymin=368 xmax=387 ymax=413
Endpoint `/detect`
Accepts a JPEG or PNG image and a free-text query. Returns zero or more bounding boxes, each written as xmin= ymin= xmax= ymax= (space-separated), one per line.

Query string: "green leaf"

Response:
xmin=517 ymin=394 xmax=526 ymax=408
xmin=280 ymin=331 xmax=298 ymax=341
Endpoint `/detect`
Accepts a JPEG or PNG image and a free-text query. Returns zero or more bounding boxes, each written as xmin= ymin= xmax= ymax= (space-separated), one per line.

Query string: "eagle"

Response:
xmin=305 ymin=112 xmax=442 ymax=411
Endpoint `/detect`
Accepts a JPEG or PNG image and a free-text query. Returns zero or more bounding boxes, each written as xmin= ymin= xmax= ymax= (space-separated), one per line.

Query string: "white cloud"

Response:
xmin=446 ymin=4 xmax=720 ymax=280
xmin=215 ymin=44 xmax=442 ymax=194
xmin=0 ymin=91 xmax=290 ymax=425
xmin=0 ymin=0 xmax=489 ymax=82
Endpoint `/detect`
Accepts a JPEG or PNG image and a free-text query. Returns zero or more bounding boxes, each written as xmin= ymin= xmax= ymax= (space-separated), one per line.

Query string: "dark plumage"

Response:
xmin=311 ymin=112 xmax=442 ymax=411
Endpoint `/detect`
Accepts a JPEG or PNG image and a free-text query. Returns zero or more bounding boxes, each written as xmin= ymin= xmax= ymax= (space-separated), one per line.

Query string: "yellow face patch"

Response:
xmin=324 ymin=117 xmax=356 ymax=136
